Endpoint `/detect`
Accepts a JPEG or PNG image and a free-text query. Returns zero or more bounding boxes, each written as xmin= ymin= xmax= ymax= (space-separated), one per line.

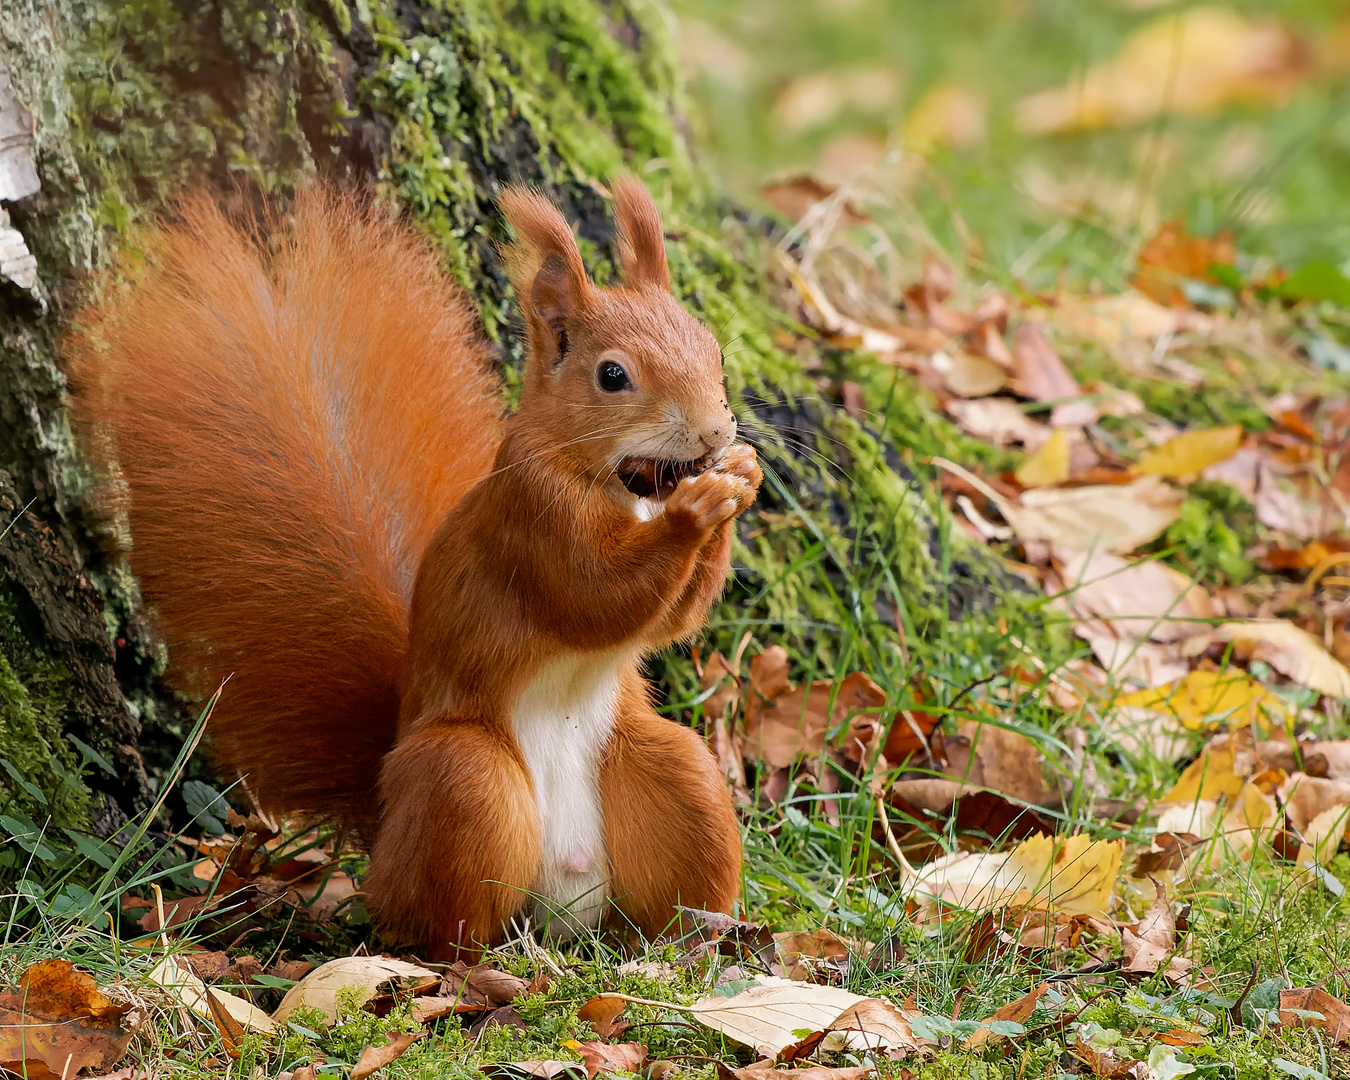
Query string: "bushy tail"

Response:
xmin=71 ymin=188 xmax=502 ymax=821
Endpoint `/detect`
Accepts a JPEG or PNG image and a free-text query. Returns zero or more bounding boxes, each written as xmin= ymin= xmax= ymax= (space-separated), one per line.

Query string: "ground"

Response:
xmin=4 ymin=2 xmax=1350 ymax=1080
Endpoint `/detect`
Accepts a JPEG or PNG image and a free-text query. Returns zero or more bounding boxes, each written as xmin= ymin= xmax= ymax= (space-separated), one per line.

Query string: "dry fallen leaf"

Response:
xmin=147 ymin=954 xmax=276 ymax=1034
xmin=945 ymin=397 xmax=1052 ymax=449
xmin=0 ymin=960 xmax=135 ymax=1080
xmin=1278 ymin=987 xmax=1350 ymax=1042
xmin=1133 ymin=426 xmax=1244 ymax=478
xmin=824 ymin=997 xmax=927 ymax=1057
xmin=934 ymin=460 xmax=1185 ymax=555
xmin=577 ymin=995 xmax=629 ymax=1039
xmin=1296 ymin=803 xmax=1350 ymax=867
xmin=1016 ymin=429 xmax=1070 ymax=488
xmin=351 ymin=1030 xmax=424 ymax=1080
xmin=481 ymin=1061 xmax=588 ymax=1080
xmin=563 ymin=1040 xmax=648 ymax=1079
xmin=688 ymin=977 xmax=868 ymax=1057
xmin=941 ymin=721 xmax=1051 ymax=805
xmin=1011 ymin=325 xmax=1098 ymax=427
xmin=272 ymin=957 xmax=437 ymax=1026
xmin=1278 ymin=773 xmax=1350 ymax=833
xmin=1132 ymin=220 xmax=1237 ymax=307
xmin=772 ymin=929 xmax=861 ymax=982
xmin=1113 ymin=670 xmax=1288 ymax=732
xmin=965 ymin=984 xmax=1048 ymax=1048
xmin=1214 ymin=620 xmax=1350 ymax=698
xmin=1061 ymin=549 xmax=1214 ymax=645
xmin=934 ymin=350 xmax=1008 ymax=398
xmin=905 ymin=834 xmax=1124 ymax=918
xmin=1051 ymin=293 xmax=1180 ymax=345
xmin=1017 ymin=8 xmax=1310 ymax=134
xmin=718 ymin=1065 xmax=872 ymax=1080
xmin=1122 ymin=880 xmax=1178 ymax=974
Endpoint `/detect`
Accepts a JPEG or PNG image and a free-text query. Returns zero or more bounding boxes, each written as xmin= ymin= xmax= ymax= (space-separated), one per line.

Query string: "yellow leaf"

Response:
xmin=1114 ymin=669 xmax=1289 ymax=732
xmin=1017 ymin=8 xmax=1310 ymax=135
xmin=1159 ymin=739 xmax=1246 ymax=804
xmin=1297 ymin=804 xmax=1350 ymax=867
xmin=1133 ymin=425 xmax=1243 ymax=478
xmin=1215 ymin=620 xmax=1350 ymax=699
xmin=904 ymin=83 xmax=987 ymax=152
xmin=905 ymin=834 xmax=1123 ymax=918
xmin=1015 ymin=430 xmax=1070 ymax=488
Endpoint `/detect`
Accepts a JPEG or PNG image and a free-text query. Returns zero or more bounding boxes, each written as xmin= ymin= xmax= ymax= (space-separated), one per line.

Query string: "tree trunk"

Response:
xmin=0 ymin=0 xmax=1035 ymax=831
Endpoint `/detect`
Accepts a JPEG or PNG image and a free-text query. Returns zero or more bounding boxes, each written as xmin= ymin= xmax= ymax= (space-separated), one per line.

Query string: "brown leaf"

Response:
xmin=1153 ymin=1029 xmax=1205 ymax=1047
xmin=204 ymin=986 xmax=247 ymax=1056
xmin=1071 ymin=1034 xmax=1136 ymax=1078
xmin=719 ymin=1065 xmax=873 ymax=1080
xmin=569 ymin=1040 xmax=648 ymax=1078
xmin=136 ymin=894 xmax=214 ymax=932
xmin=578 ymin=995 xmax=630 ymax=1039
xmin=271 ymin=959 xmax=316 ymax=983
xmin=183 ymin=950 xmax=232 ymax=981
xmin=411 ymin=996 xmax=477 ymax=1023
xmin=1011 ymin=325 xmax=1098 ymax=427
xmin=471 ymin=1006 xmax=528 ymax=1035
xmin=965 ymin=984 xmax=1047 ymax=1047
xmin=1133 ymin=219 xmax=1238 ymax=307
xmin=761 ymin=177 xmax=871 ymax=227
xmin=743 ymin=662 xmax=886 ymax=770
xmin=772 ymin=929 xmax=867 ymax=983
xmin=0 ymin=960 xmax=135 ymax=1079
xmin=1278 ymin=987 xmax=1350 ymax=1042
xmin=1130 ymin=833 xmax=1205 ymax=876
xmin=945 ymin=398 xmax=1053 ymax=450
xmin=826 ymin=997 xmax=927 ymax=1057
xmin=942 ymin=721 xmax=1051 ymax=805
xmin=1122 ymin=879 xmax=1177 ymax=974
xmin=444 ymin=963 xmax=530 ymax=1009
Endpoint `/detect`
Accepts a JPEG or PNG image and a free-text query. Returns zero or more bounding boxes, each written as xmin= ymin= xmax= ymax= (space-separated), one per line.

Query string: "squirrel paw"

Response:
xmin=668 ymin=468 xmax=755 ymax=532
xmin=715 ymin=442 xmax=763 ymax=496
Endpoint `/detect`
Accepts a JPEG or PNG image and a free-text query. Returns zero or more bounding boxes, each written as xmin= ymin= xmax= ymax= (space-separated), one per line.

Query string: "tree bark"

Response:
xmin=0 ymin=0 xmax=1034 ymax=831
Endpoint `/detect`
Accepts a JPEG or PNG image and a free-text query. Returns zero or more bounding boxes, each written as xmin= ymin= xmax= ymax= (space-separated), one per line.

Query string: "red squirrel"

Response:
xmin=72 ymin=177 xmax=761 ymax=955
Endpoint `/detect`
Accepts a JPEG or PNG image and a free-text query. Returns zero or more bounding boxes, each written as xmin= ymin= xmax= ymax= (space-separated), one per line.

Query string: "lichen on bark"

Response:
xmin=0 ymin=0 xmax=1050 ymax=821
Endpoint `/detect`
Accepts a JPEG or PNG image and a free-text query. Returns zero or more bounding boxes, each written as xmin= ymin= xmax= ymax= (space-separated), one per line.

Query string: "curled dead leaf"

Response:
xmin=351 ymin=1030 xmax=424 ymax=1080
xmin=0 ymin=960 xmax=135 ymax=1080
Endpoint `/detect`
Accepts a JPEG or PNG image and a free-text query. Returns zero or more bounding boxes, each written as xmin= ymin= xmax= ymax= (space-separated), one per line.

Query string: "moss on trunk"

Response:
xmin=0 ymin=0 xmax=1047 ymax=825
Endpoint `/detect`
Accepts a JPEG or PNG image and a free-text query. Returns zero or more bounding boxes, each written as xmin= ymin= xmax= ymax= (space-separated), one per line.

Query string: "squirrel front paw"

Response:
xmin=668 ymin=451 xmax=758 ymax=532
xmin=715 ymin=442 xmax=763 ymax=496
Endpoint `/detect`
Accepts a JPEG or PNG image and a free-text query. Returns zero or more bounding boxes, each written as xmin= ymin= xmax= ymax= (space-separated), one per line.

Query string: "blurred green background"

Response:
xmin=668 ymin=0 xmax=1350 ymax=288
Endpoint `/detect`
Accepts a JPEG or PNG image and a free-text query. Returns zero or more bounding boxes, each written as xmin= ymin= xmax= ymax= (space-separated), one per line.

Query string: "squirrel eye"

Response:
xmin=596 ymin=360 xmax=632 ymax=393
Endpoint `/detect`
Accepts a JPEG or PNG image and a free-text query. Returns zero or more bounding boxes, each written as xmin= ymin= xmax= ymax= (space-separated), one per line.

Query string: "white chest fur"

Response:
xmin=510 ymin=652 xmax=622 ymax=935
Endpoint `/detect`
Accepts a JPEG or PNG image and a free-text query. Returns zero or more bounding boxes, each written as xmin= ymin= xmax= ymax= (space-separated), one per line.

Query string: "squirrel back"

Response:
xmin=71 ymin=189 xmax=502 ymax=820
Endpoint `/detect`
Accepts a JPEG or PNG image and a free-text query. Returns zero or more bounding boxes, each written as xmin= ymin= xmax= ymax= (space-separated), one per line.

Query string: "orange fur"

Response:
xmin=71 ymin=177 xmax=759 ymax=955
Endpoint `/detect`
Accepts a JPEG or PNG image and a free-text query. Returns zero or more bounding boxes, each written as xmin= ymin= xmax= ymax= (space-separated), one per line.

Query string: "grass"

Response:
xmin=5 ymin=514 xmax=1350 ymax=1078
xmin=6 ymin=2 xmax=1350 ymax=1078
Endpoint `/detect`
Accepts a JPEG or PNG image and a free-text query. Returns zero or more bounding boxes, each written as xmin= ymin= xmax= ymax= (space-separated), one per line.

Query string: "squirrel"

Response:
xmin=71 ymin=177 xmax=762 ymax=956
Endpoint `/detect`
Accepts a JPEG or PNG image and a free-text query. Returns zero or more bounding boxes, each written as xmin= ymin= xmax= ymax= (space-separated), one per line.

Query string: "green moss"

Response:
xmin=0 ymin=587 xmax=88 ymax=826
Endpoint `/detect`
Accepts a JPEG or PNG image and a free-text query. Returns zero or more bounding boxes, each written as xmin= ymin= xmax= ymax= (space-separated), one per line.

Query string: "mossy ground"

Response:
xmin=5 ymin=2 xmax=1350 ymax=1079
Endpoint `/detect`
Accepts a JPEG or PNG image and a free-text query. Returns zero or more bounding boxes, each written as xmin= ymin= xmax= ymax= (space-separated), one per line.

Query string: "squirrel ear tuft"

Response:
xmin=612 ymin=174 xmax=671 ymax=292
xmin=499 ymin=186 xmax=589 ymax=368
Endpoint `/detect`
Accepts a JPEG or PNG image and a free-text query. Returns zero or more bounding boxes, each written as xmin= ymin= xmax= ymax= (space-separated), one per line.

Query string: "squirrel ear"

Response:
xmin=612 ymin=174 xmax=671 ymax=292
xmin=499 ymin=186 xmax=589 ymax=368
